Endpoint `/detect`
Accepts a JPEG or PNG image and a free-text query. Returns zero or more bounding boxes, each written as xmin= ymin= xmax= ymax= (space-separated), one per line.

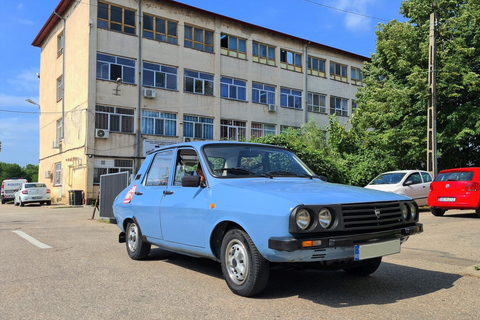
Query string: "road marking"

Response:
xmin=12 ymin=230 xmax=52 ymax=249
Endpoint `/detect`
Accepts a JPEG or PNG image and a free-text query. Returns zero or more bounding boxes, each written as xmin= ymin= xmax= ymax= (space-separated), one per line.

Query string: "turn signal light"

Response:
xmin=302 ymin=240 xmax=322 ymax=248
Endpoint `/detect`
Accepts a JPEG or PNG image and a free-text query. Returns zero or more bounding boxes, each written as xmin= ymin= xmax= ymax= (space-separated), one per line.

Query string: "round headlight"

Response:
xmin=296 ymin=209 xmax=311 ymax=230
xmin=409 ymin=202 xmax=417 ymax=220
xmin=401 ymin=203 xmax=409 ymax=220
xmin=318 ymin=208 xmax=333 ymax=229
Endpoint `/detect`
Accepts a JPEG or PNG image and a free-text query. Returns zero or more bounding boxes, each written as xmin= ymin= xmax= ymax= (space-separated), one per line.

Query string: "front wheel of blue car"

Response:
xmin=220 ymin=229 xmax=269 ymax=297
xmin=343 ymin=257 xmax=382 ymax=276
xmin=126 ymin=221 xmax=151 ymax=260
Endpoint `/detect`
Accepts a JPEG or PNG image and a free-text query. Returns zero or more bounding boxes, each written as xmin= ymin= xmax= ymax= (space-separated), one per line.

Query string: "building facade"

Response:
xmin=32 ymin=0 xmax=368 ymax=204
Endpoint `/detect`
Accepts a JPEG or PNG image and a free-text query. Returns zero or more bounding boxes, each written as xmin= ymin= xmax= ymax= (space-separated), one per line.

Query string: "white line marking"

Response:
xmin=12 ymin=230 xmax=52 ymax=249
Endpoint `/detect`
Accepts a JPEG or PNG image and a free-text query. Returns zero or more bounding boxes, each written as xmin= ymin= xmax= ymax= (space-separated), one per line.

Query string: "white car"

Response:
xmin=365 ymin=170 xmax=433 ymax=206
xmin=14 ymin=183 xmax=51 ymax=206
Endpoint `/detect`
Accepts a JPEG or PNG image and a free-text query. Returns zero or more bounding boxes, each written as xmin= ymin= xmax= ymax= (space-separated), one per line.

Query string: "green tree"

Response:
xmin=0 ymin=162 xmax=39 ymax=182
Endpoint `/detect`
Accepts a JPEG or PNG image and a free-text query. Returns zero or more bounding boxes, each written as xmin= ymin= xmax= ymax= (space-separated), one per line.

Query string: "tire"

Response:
xmin=20 ymin=200 xmax=25 ymax=207
xmin=476 ymin=208 xmax=480 ymax=218
xmin=431 ymin=208 xmax=445 ymax=216
xmin=343 ymin=257 xmax=382 ymax=276
xmin=220 ymin=229 xmax=269 ymax=297
xmin=1 ymin=199 xmax=5 ymax=205
xmin=46 ymin=201 xmax=51 ymax=206
xmin=126 ymin=221 xmax=151 ymax=260
xmin=14 ymin=200 xmax=19 ymax=206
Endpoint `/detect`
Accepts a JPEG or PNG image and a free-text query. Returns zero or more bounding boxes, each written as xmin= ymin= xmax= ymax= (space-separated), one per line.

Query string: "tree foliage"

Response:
xmin=0 ymin=163 xmax=38 ymax=182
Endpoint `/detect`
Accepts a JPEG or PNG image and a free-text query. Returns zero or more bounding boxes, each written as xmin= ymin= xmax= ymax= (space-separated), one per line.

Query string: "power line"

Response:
xmin=303 ymin=0 xmax=389 ymax=22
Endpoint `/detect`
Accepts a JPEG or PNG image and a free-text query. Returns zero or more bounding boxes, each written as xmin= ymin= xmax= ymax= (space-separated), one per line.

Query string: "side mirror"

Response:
xmin=404 ymin=180 xmax=414 ymax=186
xmin=182 ymin=175 xmax=201 ymax=187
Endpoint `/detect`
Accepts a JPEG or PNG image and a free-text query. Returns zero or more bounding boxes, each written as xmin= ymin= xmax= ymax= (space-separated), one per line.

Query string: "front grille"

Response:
xmin=341 ymin=202 xmax=404 ymax=231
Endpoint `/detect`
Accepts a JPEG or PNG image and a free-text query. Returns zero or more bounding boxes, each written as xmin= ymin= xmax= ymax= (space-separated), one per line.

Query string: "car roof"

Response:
xmin=438 ymin=167 xmax=480 ymax=173
xmin=148 ymin=141 xmax=285 ymax=154
xmin=378 ymin=170 xmax=429 ymax=174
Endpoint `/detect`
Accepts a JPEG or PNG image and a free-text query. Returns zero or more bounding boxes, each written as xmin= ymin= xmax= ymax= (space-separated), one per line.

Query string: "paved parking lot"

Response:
xmin=1 ymin=204 xmax=479 ymax=319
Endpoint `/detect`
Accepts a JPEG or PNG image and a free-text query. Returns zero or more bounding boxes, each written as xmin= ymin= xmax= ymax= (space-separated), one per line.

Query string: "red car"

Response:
xmin=428 ymin=167 xmax=480 ymax=217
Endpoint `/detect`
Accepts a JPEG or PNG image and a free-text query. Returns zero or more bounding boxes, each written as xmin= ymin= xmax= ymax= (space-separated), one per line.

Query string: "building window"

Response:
xmin=57 ymin=31 xmax=64 ymax=56
xmin=220 ymin=119 xmax=246 ymax=141
xmin=95 ymin=105 xmax=135 ymax=133
xmin=143 ymin=62 xmax=177 ymax=90
xmin=220 ymin=33 xmax=246 ymax=59
xmin=330 ymin=61 xmax=348 ymax=82
xmin=351 ymin=67 xmax=363 ymax=85
xmin=56 ymin=119 xmax=63 ymax=140
xmin=183 ymin=115 xmax=214 ymax=140
xmin=352 ymin=100 xmax=358 ymax=112
xmin=308 ymin=92 xmax=327 ymax=113
xmin=252 ymin=41 xmax=275 ymax=66
xmin=251 ymin=123 xmax=275 ymax=139
xmin=184 ymin=25 xmax=214 ymax=53
xmin=54 ymin=162 xmax=62 ymax=186
xmin=330 ymin=96 xmax=348 ymax=117
xmin=184 ymin=70 xmax=214 ymax=95
xmin=220 ymin=77 xmax=246 ymax=101
xmin=142 ymin=110 xmax=177 ymax=136
xmin=280 ymin=88 xmax=302 ymax=109
xmin=93 ymin=158 xmax=134 ymax=185
xmin=280 ymin=49 xmax=302 ymax=72
xmin=97 ymin=2 xmax=136 ymax=35
xmin=56 ymin=76 xmax=63 ymax=101
xmin=252 ymin=82 xmax=275 ymax=105
xmin=96 ymin=53 xmax=135 ymax=84
xmin=143 ymin=14 xmax=177 ymax=44
xmin=308 ymin=56 xmax=326 ymax=77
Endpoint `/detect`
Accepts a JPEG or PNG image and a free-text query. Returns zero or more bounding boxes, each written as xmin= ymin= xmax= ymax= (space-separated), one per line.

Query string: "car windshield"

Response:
xmin=434 ymin=171 xmax=474 ymax=182
xmin=369 ymin=173 xmax=406 ymax=185
xmin=202 ymin=144 xmax=317 ymax=178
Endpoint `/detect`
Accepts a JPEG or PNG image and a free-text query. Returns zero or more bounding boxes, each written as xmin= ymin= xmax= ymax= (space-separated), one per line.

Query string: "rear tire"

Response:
xmin=46 ymin=201 xmax=51 ymax=205
xmin=20 ymin=201 xmax=25 ymax=207
xmin=431 ymin=208 xmax=445 ymax=216
xmin=126 ymin=221 xmax=151 ymax=260
xmin=343 ymin=257 xmax=382 ymax=276
xmin=476 ymin=208 xmax=480 ymax=218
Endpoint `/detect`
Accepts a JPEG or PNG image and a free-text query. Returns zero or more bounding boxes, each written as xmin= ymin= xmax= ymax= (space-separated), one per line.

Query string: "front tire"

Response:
xmin=220 ymin=229 xmax=269 ymax=297
xmin=343 ymin=257 xmax=382 ymax=276
xmin=431 ymin=208 xmax=445 ymax=216
xmin=126 ymin=221 xmax=151 ymax=260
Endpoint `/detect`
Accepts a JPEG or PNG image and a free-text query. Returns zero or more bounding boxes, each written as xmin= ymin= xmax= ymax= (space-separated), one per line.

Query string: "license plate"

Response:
xmin=32 ymin=197 xmax=42 ymax=200
xmin=438 ymin=197 xmax=456 ymax=202
xmin=354 ymin=239 xmax=401 ymax=261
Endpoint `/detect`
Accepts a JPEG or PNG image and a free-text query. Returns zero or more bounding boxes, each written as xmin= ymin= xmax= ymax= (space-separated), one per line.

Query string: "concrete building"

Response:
xmin=32 ymin=0 xmax=368 ymax=204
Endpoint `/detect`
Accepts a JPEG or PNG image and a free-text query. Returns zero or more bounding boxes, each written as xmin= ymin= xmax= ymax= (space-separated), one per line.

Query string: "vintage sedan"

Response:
xmin=113 ymin=142 xmax=423 ymax=297
xmin=365 ymin=170 xmax=433 ymax=206
xmin=428 ymin=167 xmax=480 ymax=217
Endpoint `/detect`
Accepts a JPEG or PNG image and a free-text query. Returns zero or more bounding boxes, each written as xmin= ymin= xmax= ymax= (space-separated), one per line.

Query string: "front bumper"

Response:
xmin=269 ymin=224 xmax=423 ymax=252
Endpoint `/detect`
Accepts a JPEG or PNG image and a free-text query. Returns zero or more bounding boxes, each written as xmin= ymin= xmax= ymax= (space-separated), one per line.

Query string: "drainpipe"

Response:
xmin=136 ymin=0 xmax=143 ymax=172
xmin=54 ymin=11 xmax=66 ymax=140
xmin=304 ymin=42 xmax=310 ymax=124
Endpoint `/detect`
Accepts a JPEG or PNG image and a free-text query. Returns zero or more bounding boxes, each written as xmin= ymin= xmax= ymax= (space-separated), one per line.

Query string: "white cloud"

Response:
xmin=335 ymin=0 xmax=378 ymax=33
xmin=0 ymin=93 xmax=39 ymax=108
xmin=7 ymin=68 xmax=40 ymax=93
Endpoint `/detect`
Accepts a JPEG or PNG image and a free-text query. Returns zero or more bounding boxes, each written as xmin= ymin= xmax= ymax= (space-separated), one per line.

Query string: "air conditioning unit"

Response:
xmin=95 ymin=129 xmax=109 ymax=138
xmin=52 ymin=140 xmax=61 ymax=148
xmin=45 ymin=171 xmax=52 ymax=179
xmin=183 ymin=137 xmax=192 ymax=143
xmin=144 ymin=88 xmax=156 ymax=98
xmin=268 ymin=104 xmax=277 ymax=112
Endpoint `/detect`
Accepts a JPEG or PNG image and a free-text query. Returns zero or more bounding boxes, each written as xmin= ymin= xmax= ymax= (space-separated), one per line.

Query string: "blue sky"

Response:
xmin=0 ymin=0 xmax=406 ymax=166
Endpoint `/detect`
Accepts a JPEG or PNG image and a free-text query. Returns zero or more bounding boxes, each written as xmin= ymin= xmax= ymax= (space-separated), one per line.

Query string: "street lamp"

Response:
xmin=25 ymin=99 xmax=40 ymax=108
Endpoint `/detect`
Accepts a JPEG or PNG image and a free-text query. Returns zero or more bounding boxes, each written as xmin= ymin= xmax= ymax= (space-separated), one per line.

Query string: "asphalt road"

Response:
xmin=1 ymin=204 xmax=479 ymax=319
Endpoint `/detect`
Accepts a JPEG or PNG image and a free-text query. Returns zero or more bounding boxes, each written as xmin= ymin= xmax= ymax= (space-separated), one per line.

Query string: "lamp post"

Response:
xmin=25 ymin=99 xmax=40 ymax=108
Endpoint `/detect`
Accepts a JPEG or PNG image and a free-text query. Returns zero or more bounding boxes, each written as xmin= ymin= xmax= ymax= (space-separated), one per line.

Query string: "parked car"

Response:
xmin=1 ymin=178 xmax=28 ymax=204
xmin=428 ymin=167 xmax=480 ymax=217
xmin=113 ymin=142 xmax=423 ymax=297
xmin=365 ymin=170 xmax=433 ymax=206
xmin=14 ymin=183 xmax=51 ymax=206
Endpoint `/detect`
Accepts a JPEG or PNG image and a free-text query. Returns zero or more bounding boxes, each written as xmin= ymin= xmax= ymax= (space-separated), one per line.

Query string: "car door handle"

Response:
xmin=163 ymin=190 xmax=174 ymax=195
xmin=135 ymin=191 xmax=143 ymax=195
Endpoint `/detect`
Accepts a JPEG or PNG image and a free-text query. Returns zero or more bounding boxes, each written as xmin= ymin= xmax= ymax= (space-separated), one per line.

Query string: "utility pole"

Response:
xmin=427 ymin=9 xmax=437 ymax=176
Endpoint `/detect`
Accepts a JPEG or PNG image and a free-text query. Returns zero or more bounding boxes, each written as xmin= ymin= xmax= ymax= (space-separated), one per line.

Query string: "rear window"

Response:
xmin=434 ymin=171 xmax=474 ymax=182
xmin=25 ymin=183 xmax=47 ymax=188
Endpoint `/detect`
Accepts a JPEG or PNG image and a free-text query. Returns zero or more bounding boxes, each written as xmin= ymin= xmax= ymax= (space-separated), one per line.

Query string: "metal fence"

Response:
xmin=99 ymin=171 xmax=129 ymax=219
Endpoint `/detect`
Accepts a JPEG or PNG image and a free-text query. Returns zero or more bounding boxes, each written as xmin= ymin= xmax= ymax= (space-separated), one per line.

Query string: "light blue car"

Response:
xmin=113 ymin=141 xmax=423 ymax=297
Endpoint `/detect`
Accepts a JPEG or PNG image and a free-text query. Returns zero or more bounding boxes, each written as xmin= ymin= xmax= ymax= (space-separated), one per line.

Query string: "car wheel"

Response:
xmin=40 ymin=202 xmax=45 ymax=205
xmin=46 ymin=201 xmax=51 ymax=205
xmin=1 ymin=199 xmax=5 ymax=204
xmin=431 ymin=208 xmax=445 ymax=216
xmin=14 ymin=200 xmax=19 ymax=206
xmin=220 ymin=229 xmax=269 ymax=297
xmin=476 ymin=208 xmax=480 ymax=218
xmin=126 ymin=221 xmax=151 ymax=260
xmin=343 ymin=257 xmax=382 ymax=276
xmin=20 ymin=200 xmax=25 ymax=207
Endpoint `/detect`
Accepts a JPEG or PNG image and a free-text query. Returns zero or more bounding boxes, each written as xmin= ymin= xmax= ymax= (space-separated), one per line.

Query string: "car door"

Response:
xmin=132 ymin=149 xmax=174 ymax=240
xmin=404 ymin=172 xmax=427 ymax=205
xmin=159 ymin=147 xmax=207 ymax=248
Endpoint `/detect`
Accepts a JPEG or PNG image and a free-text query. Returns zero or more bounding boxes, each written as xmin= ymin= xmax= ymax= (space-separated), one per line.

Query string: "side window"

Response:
xmin=145 ymin=150 xmax=173 ymax=186
xmin=174 ymin=149 xmax=200 ymax=186
xmin=421 ymin=172 xmax=432 ymax=183
xmin=405 ymin=173 xmax=422 ymax=185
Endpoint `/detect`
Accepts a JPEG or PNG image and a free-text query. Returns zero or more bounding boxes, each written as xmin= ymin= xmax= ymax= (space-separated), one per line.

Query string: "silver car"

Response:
xmin=14 ymin=183 xmax=51 ymax=206
xmin=365 ymin=170 xmax=433 ymax=206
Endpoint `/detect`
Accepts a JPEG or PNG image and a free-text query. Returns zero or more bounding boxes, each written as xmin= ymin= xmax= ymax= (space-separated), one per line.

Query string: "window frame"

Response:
xmin=142 ymin=62 xmax=178 ymax=91
xmin=330 ymin=96 xmax=349 ymax=117
xmin=330 ymin=61 xmax=348 ymax=82
xmin=252 ymin=41 xmax=276 ymax=66
xmin=141 ymin=110 xmax=177 ymax=136
xmin=220 ymin=119 xmax=247 ymax=141
xmin=54 ymin=162 xmax=62 ymax=186
xmin=97 ymin=1 xmax=136 ymax=35
xmin=220 ymin=76 xmax=247 ymax=101
xmin=307 ymin=92 xmax=327 ymax=113
xmin=184 ymin=24 xmax=214 ymax=53
xmin=183 ymin=115 xmax=214 ymax=140
xmin=183 ymin=70 xmax=214 ymax=96
xmin=93 ymin=158 xmax=134 ymax=185
xmin=251 ymin=123 xmax=276 ymax=139
xmin=307 ymin=56 xmax=326 ymax=78
xmin=95 ymin=105 xmax=135 ymax=133
xmin=252 ymin=82 xmax=275 ymax=105
xmin=56 ymin=75 xmax=63 ymax=101
xmin=57 ymin=30 xmax=64 ymax=57
xmin=143 ymin=13 xmax=178 ymax=44
xmin=280 ymin=49 xmax=302 ymax=72
xmin=280 ymin=87 xmax=302 ymax=110
xmin=351 ymin=66 xmax=363 ymax=85
xmin=220 ymin=33 xmax=247 ymax=59
xmin=96 ymin=53 xmax=136 ymax=84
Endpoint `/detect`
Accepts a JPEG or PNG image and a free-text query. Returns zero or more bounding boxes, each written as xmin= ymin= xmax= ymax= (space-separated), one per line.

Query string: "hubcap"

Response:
xmin=225 ymin=239 xmax=249 ymax=285
xmin=127 ymin=224 xmax=138 ymax=252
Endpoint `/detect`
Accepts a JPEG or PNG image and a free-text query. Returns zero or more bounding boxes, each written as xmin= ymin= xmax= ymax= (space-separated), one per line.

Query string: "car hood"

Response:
xmin=215 ymin=178 xmax=409 ymax=205
xmin=364 ymin=184 xmax=400 ymax=193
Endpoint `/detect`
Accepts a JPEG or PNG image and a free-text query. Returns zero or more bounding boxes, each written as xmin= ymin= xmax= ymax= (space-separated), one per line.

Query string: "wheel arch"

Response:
xmin=209 ymin=221 xmax=245 ymax=260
